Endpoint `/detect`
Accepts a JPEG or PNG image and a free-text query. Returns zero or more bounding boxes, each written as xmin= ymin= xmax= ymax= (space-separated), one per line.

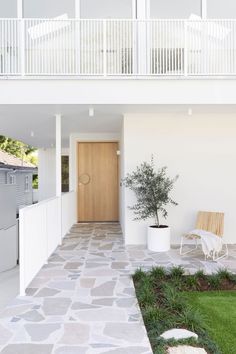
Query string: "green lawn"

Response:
xmin=186 ymin=291 xmax=236 ymax=354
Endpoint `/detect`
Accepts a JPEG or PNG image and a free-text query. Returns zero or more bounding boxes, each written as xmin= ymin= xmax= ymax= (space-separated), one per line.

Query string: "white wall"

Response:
xmin=123 ymin=114 xmax=236 ymax=245
xmin=38 ymin=148 xmax=56 ymax=201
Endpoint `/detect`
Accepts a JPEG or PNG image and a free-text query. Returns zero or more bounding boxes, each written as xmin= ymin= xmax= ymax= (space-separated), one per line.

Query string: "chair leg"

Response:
xmin=180 ymin=237 xmax=199 ymax=256
xmin=213 ymin=244 xmax=229 ymax=261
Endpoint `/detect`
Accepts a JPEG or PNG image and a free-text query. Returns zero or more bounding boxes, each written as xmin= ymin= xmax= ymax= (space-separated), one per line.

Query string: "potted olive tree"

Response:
xmin=124 ymin=157 xmax=178 ymax=252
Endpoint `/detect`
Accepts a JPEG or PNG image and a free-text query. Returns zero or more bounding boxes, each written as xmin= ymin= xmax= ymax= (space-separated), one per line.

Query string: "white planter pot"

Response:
xmin=147 ymin=225 xmax=170 ymax=252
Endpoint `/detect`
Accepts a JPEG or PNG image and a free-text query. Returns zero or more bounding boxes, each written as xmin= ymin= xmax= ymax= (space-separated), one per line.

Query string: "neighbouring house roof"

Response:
xmin=0 ymin=149 xmax=37 ymax=171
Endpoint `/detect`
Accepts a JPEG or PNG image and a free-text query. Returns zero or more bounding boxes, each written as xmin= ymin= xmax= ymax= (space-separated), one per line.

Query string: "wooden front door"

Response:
xmin=77 ymin=142 xmax=119 ymax=222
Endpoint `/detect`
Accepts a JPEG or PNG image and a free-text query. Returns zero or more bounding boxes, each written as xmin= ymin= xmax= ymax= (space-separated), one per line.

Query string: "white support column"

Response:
xmin=202 ymin=0 xmax=207 ymax=19
xmin=17 ymin=0 xmax=23 ymax=18
xmin=75 ymin=0 xmax=80 ymax=74
xmin=75 ymin=0 xmax=80 ymax=18
xmin=55 ymin=114 xmax=62 ymax=197
xmin=136 ymin=0 xmax=149 ymax=19
xmin=136 ymin=0 xmax=149 ymax=75
xmin=55 ymin=114 xmax=62 ymax=243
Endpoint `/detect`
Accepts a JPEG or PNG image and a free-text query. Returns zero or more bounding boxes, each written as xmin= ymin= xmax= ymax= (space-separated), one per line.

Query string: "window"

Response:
xmin=207 ymin=0 xmax=236 ymax=18
xmin=25 ymin=175 xmax=30 ymax=192
xmin=8 ymin=174 xmax=16 ymax=185
xmin=23 ymin=0 xmax=75 ymax=18
xmin=61 ymin=156 xmax=69 ymax=193
xmin=150 ymin=0 xmax=201 ymax=19
xmin=0 ymin=0 xmax=17 ymax=18
xmin=80 ymin=0 xmax=133 ymax=19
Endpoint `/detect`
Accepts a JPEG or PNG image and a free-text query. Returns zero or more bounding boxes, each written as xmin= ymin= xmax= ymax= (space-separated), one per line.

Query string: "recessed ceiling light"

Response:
xmin=89 ymin=108 xmax=94 ymax=117
xmin=188 ymin=108 xmax=193 ymax=116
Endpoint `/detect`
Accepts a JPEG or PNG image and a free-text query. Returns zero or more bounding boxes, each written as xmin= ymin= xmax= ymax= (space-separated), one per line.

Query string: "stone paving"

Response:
xmin=0 ymin=223 xmax=235 ymax=354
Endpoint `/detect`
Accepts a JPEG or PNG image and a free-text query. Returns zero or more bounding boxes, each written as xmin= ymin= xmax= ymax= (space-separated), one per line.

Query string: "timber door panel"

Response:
xmin=77 ymin=142 xmax=119 ymax=222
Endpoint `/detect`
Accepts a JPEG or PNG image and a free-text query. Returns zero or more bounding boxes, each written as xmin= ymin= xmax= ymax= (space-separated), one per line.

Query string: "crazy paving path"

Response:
xmin=0 ymin=223 xmax=235 ymax=354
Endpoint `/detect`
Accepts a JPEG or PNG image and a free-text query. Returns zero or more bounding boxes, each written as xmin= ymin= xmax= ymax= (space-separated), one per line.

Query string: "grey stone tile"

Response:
xmin=71 ymin=302 xmax=99 ymax=310
xmin=64 ymin=262 xmax=83 ymax=270
xmin=104 ymin=323 xmax=146 ymax=343
xmin=100 ymin=348 xmax=150 ymax=354
xmin=55 ymin=347 xmax=88 ymax=354
xmin=20 ymin=310 xmax=44 ymax=322
xmin=91 ymin=281 xmax=116 ymax=297
xmin=35 ymin=288 xmax=61 ymax=297
xmin=42 ymin=298 xmax=72 ymax=316
xmin=25 ymin=323 xmax=61 ymax=341
xmin=0 ymin=325 xmax=12 ymax=345
xmin=0 ymin=344 xmax=53 ymax=354
xmin=59 ymin=323 xmax=90 ymax=345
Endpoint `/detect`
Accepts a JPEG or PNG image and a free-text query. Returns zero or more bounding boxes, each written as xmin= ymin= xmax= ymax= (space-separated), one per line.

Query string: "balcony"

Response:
xmin=0 ymin=18 xmax=236 ymax=77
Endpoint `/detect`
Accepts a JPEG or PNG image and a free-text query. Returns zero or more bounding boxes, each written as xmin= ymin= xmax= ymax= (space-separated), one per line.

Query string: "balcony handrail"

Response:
xmin=0 ymin=18 xmax=235 ymax=77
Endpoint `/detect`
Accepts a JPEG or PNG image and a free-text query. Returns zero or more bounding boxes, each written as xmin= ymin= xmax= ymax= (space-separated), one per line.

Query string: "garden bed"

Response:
xmin=133 ymin=267 xmax=236 ymax=354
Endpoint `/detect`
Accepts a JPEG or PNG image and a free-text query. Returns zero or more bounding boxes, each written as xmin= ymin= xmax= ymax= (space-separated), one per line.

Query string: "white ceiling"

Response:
xmin=0 ymin=104 xmax=236 ymax=148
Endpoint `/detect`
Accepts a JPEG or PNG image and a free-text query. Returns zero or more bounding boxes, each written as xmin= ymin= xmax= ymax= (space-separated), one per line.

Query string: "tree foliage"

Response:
xmin=124 ymin=157 xmax=178 ymax=226
xmin=0 ymin=135 xmax=37 ymax=165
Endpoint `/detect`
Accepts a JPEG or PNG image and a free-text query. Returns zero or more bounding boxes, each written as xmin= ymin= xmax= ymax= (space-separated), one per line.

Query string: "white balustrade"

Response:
xmin=0 ymin=18 xmax=235 ymax=77
xmin=19 ymin=191 xmax=76 ymax=295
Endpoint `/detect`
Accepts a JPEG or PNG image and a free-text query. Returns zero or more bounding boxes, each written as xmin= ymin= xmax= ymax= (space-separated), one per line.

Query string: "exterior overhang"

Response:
xmin=1 ymin=78 xmax=236 ymax=105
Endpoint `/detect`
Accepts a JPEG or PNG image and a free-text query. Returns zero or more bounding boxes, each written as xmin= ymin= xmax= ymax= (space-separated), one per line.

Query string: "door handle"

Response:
xmin=78 ymin=173 xmax=90 ymax=185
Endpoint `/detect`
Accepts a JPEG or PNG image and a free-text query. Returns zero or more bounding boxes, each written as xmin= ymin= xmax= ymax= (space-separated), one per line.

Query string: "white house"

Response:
xmin=0 ymin=0 xmax=236 ymax=294
xmin=0 ymin=149 xmax=37 ymax=213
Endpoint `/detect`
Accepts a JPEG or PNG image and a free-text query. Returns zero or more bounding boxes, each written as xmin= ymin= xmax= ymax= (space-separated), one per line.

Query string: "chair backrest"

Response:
xmin=196 ymin=211 xmax=224 ymax=237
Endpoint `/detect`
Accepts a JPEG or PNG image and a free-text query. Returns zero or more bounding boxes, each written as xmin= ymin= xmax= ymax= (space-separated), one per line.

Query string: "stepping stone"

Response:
xmin=34 ymin=288 xmax=61 ymax=297
xmin=25 ymin=323 xmax=61 ymax=341
xmin=59 ymin=323 xmax=90 ymax=345
xmin=1 ymin=344 xmax=53 ymax=354
xmin=0 ymin=324 xmax=12 ymax=345
xmin=167 ymin=346 xmax=207 ymax=354
xmin=42 ymin=298 xmax=71 ymax=316
xmin=160 ymin=329 xmax=198 ymax=340
xmin=104 ymin=323 xmax=145 ymax=342
xmin=20 ymin=310 xmax=44 ymax=322
xmin=99 ymin=348 xmax=150 ymax=354
xmin=91 ymin=281 xmax=116 ymax=297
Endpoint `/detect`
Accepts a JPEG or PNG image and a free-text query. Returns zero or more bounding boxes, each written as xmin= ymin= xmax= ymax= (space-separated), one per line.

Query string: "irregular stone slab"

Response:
xmin=35 ymin=288 xmax=61 ymax=297
xmin=64 ymin=262 xmax=83 ymax=269
xmin=167 ymin=346 xmax=207 ymax=354
xmin=42 ymin=298 xmax=72 ymax=316
xmin=59 ymin=323 xmax=90 ymax=344
xmin=161 ymin=329 xmax=198 ymax=340
xmin=92 ymin=298 xmax=115 ymax=306
xmin=0 ymin=324 xmax=13 ymax=345
xmin=116 ymin=298 xmax=136 ymax=308
xmin=99 ymin=244 xmax=113 ymax=250
xmin=61 ymin=244 xmax=78 ymax=250
xmin=1 ymin=344 xmax=53 ymax=354
xmin=25 ymin=288 xmax=38 ymax=296
xmin=55 ymin=347 xmax=88 ymax=354
xmin=91 ymin=281 xmax=116 ymax=297
xmin=111 ymin=262 xmax=129 ymax=270
xmin=104 ymin=323 xmax=145 ymax=342
xmin=0 ymin=304 xmax=33 ymax=318
xmin=84 ymin=268 xmax=118 ymax=277
xmin=71 ymin=302 xmax=99 ymax=310
xmin=80 ymin=278 xmax=96 ymax=288
xmin=48 ymin=281 xmax=76 ymax=290
xmin=25 ymin=323 xmax=61 ymax=341
xmin=75 ymin=308 xmax=126 ymax=322
xmin=100 ymin=347 xmax=150 ymax=354
xmin=20 ymin=310 xmax=44 ymax=322
xmin=49 ymin=255 xmax=65 ymax=262
xmin=86 ymin=263 xmax=109 ymax=268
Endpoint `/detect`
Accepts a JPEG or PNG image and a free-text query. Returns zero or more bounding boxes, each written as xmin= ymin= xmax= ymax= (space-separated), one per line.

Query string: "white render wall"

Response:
xmin=123 ymin=114 xmax=236 ymax=245
xmin=38 ymin=148 xmax=56 ymax=201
